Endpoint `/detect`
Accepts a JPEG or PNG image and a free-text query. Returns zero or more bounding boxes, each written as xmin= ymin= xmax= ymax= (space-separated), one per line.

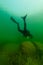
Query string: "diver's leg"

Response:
xmin=11 ymin=17 xmax=18 ymax=24
xmin=21 ymin=14 xmax=27 ymax=22
xmin=21 ymin=14 xmax=27 ymax=31
xmin=24 ymin=20 xmax=26 ymax=31
xmin=17 ymin=23 xmax=23 ymax=33
xmin=11 ymin=17 xmax=23 ymax=33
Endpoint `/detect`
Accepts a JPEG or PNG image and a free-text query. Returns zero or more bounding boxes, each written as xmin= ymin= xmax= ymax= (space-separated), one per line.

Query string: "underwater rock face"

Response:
xmin=8 ymin=41 xmax=43 ymax=65
xmin=0 ymin=41 xmax=43 ymax=65
xmin=21 ymin=41 xmax=36 ymax=56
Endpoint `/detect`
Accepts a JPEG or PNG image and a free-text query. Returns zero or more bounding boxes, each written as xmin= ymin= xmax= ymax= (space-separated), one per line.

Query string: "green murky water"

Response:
xmin=0 ymin=9 xmax=43 ymax=65
xmin=0 ymin=9 xmax=43 ymax=43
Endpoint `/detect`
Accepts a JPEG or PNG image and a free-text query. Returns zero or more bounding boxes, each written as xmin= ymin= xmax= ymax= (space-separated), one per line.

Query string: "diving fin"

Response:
xmin=21 ymin=14 xmax=27 ymax=21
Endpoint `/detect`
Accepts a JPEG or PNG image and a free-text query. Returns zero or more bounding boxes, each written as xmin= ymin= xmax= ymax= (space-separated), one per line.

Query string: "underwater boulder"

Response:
xmin=20 ymin=41 xmax=36 ymax=57
xmin=0 ymin=41 xmax=43 ymax=65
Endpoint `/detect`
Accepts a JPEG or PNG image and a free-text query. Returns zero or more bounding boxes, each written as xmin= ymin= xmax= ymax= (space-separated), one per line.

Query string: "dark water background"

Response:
xmin=0 ymin=9 xmax=43 ymax=44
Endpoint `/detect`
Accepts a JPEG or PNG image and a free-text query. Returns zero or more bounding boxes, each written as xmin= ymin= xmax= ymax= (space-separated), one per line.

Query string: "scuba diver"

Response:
xmin=11 ymin=15 xmax=33 ymax=39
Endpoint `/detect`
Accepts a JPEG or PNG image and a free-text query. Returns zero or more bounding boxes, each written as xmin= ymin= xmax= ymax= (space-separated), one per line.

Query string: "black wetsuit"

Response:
xmin=11 ymin=15 xmax=33 ymax=38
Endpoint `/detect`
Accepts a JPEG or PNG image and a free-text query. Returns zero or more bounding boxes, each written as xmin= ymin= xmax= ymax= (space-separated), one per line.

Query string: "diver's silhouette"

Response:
xmin=11 ymin=15 xmax=33 ymax=38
